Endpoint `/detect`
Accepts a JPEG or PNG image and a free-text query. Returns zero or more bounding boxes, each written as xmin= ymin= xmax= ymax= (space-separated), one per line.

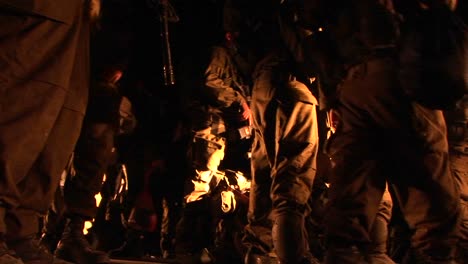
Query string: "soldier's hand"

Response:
xmin=240 ymin=101 xmax=251 ymax=125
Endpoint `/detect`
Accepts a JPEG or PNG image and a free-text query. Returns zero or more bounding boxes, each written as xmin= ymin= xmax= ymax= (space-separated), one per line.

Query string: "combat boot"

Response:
xmin=160 ymin=233 xmax=176 ymax=259
xmin=367 ymin=214 xmax=396 ymax=264
xmin=108 ymin=228 xmax=145 ymax=259
xmin=8 ymin=235 xmax=72 ymax=264
xmin=54 ymin=215 xmax=110 ymax=264
xmin=272 ymin=213 xmax=321 ymax=264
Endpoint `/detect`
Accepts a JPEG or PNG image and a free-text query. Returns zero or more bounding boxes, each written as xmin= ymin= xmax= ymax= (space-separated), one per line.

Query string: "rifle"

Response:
xmin=147 ymin=0 xmax=179 ymax=86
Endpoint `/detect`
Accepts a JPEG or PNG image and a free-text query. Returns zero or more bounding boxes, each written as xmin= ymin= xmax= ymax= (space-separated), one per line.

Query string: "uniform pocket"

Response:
xmin=10 ymin=14 xmax=78 ymax=89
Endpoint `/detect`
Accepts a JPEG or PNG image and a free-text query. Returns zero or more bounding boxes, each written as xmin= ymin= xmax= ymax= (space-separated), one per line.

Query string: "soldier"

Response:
xmin=0 ymin=0 xmax=95 ymax=263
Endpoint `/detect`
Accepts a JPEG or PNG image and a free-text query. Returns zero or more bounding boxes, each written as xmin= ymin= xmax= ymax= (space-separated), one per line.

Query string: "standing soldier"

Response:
xmin=0 ymin=0 xmax=95 ymax=263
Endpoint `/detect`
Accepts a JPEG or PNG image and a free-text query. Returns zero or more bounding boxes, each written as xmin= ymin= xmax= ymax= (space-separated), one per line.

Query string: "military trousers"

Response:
xmin=0 ymin=2 xmax=89 ymax=239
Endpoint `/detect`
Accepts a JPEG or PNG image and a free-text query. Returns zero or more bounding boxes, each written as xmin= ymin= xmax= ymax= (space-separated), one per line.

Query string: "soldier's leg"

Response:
xmin=368 ymin=185 xmax=395 ymax=264
xmin=55 ymin=123 xmax=115 ymax=264
xmin=270 ymin=100 xmax=319 ymax=264
xmin=396 ymin=104 xmax=461 ymax=263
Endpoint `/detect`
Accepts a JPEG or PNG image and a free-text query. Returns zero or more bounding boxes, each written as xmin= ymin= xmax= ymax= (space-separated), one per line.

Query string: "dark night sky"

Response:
xmin=91 ymin=0 xmax=227 ymax=143
xmin=92 ymin=0 xmax=225 ymax=89
xmin=92 ymin=0 xmax=467 ymax=139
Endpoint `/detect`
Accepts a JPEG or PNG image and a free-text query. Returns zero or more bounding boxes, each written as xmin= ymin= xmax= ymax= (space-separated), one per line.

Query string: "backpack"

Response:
xmin=397 ymin=3 xmax=467 ymax=110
